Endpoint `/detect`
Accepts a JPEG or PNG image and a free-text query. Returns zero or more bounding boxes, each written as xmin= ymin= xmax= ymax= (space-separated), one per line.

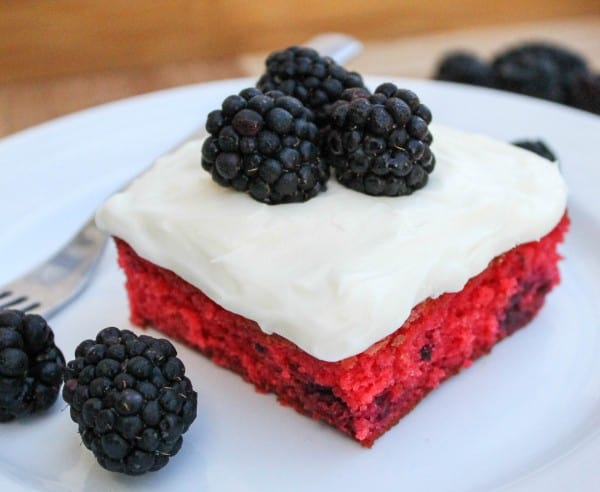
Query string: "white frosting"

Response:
xmin=96 ymin=124 xmax=567 ymax=361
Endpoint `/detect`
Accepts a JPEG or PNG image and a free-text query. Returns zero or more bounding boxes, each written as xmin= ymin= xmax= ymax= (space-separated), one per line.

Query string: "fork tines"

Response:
xmin=0 ymin=291 xmax=40 ymax=313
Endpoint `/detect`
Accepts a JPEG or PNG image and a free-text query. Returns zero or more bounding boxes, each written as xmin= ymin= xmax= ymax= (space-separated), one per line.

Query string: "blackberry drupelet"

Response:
xmin=0 ymin=309 xmax=65 ymax=422
xmin=62 ymin=327 xmax=197 ymax=475
xmin=202 ymin=87 xmax=329 ymax=204
xmin=434 ymin=51 xmax=494 ymax=87
xmin=512 ymin=139 xmax=557 ymax=162
xmin=325 ymin=83 xmax=435 ymax=196
xmin=257 ymin=46 xmax=365 ymax=122
xmin=492 ymin=42 xmax=588 ymax=103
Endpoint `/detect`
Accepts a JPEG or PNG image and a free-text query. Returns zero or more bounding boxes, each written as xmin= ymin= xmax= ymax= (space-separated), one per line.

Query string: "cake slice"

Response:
xmin=96 ymin=124 xmax=568 ymax=447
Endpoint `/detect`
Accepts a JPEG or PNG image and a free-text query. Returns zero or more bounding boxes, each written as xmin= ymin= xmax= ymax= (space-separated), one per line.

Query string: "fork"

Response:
xmin=0 ymin=33 xmax=362 ymax=318
xmin=0 ymin=217 xmax=106 ymax=317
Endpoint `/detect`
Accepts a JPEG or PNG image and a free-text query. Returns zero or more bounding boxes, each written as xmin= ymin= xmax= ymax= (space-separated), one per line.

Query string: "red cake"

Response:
xmin=96 ymin=103 xmax=569 ymax=447
xmin=113 ymin=213 xmax=568 ymax=447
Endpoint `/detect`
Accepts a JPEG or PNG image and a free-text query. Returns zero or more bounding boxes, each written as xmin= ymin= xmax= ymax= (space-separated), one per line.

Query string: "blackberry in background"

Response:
xmin=567 ymin=71 xmax=600 ymax=115
xmin=502 ymin=43 xmax=587 ymax=76
xmin=325 ymin=83 xmax=435 ymax=197
xmin=434 ymin=51 xmax=494 ymax=87
xmin=257 ymin=46 xmax=365 ymax=123
xmin=433 ymin=41 xmax=599 ymax=115
xmin=202 ymin=87 xmax=328 ymax=204
xmin=512 ymin=139 xmax=557 ymax=162
xmin=492 ymin=49 xmax=565 ymax=102
xmin=491 ymin=42 xmax=590 ymax=103
xmin=0 ymin=309 xmax=65 ymax=422
xmin=62 ymin=327 xmax=197 ymax=475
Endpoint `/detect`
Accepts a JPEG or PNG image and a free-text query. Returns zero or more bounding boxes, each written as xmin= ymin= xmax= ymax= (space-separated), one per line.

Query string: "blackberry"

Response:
xmin=567 ymin=70 xmax=600 ymax=115
xmin=434 ymin=51 xmax=494 ymax=87
xmin=257 ymin=46 xmax=365 ymax=122
xmin=512 ymin=139 xmax=557 ymax=162
xmin=202 ymin=87 xmax=328 ymax=204
xmin=325 ymin=83 xmax=435 ymax=196
xmin=492 ymin=43 xmax=588 ymax=103
xmin=62 ymin=327 xmax=197 ymax=475
xmin=0 ymin=309 xmax=65 ymax=422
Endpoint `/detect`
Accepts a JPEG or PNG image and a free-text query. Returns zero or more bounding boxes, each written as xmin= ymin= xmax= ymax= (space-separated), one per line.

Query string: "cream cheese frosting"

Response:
xmin=96 ymin=124 xmax=567 ymax=361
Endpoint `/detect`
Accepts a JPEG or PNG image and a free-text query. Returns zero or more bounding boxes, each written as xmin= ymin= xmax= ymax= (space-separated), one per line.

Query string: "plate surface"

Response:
xmin=0 ymin=77 xmax=599 ymax=492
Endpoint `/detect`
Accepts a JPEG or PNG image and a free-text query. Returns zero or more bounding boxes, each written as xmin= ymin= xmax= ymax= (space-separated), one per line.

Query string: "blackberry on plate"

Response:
xmin=62 ymin=327 xmax=197 ymax=475
xmin=324 ymin=83 xmax=435 ymax=196
xmin=434 ymin=51 xmax=494 ymax=87
xmin=0 ymin=309 xmax=65 ymax=422
xmin=202 ymin=87 xmax=329 ymax=204
xmin=491 ymin=42 xmax=588 ymax=103
xmin=512 ymin=139 xmax=557 ymax=162
xmin=257 ymin=46 xmax=365 ymax=122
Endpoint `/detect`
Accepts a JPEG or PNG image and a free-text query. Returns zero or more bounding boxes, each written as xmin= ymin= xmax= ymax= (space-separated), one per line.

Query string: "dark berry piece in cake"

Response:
xmin=491 ymin=43 xmax=588 ymax=103
xmin=512 ymin=139 xmax=557 ymax=162
xmin=257 ymin=46 xmax=365 ymax=123
xmin=435 ymin=51 xmax=494 ymax=87
xmin=419 ymin=344 xmax=433 ymax=362
xmin=202 ymin=88 xmax=328 ymax=204
xmin=324 ymin=83 xmax=435 ymax=196
xmin=62 ymin=327 xmax=197 ymax=475
xmin=566 ymin=70 xmax=600 ymax=115
xmin=0 ymin=309 xmax=65 ymax=422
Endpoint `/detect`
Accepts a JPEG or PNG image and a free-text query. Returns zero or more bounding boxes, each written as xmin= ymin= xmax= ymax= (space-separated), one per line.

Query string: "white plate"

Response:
xmin=0 ymin=77 xmax=599 ymax=492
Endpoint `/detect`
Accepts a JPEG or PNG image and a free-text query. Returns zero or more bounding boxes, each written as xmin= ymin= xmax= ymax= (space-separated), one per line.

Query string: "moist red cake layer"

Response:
xmin=115 ymin=214 xmax=569 ymax=447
